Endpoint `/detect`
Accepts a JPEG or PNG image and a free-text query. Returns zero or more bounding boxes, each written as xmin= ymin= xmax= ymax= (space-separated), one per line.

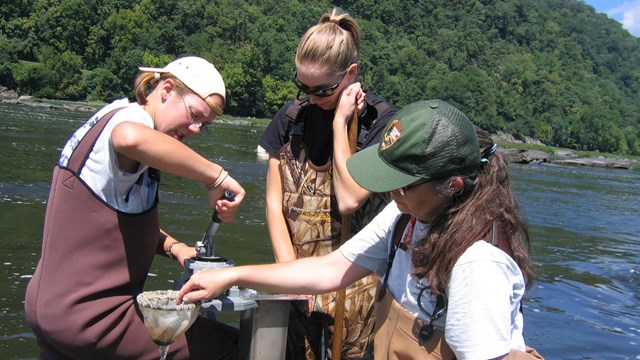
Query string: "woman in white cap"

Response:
xmin=178 ymin=99 xmax=543 ymax=359
xmin=25 ymin=56 xmax=244 ymax=359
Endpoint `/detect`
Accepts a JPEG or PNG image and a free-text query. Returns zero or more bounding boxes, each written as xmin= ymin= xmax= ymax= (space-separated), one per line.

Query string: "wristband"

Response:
xmin=206 ymin=170 xmax=229 ymax=190
xmin=166 ymin=240 xmax=181 ymax=259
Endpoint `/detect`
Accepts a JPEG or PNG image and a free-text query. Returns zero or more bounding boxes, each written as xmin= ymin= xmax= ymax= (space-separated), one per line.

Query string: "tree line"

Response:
xmin=1 ymin=0 xmax=639 ymax=155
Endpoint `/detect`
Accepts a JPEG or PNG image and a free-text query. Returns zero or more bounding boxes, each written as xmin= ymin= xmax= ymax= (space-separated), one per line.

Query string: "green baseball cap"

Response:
xmin=347 ymin=99 xmax=481 ymax=192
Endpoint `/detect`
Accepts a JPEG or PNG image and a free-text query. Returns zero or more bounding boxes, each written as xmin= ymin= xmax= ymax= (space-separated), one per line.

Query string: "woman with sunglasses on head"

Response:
xmin=179 ymin=99 xmax=543 ymax=360
xmin=25 ymin=56 xmax=244 ymax=359
xmin=257 ymin=8 xmax=397 ymax=360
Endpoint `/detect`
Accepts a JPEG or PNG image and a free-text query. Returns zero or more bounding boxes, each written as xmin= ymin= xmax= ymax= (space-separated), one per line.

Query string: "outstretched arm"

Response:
xmin=176 ymin=250 xmax=371 ymax=303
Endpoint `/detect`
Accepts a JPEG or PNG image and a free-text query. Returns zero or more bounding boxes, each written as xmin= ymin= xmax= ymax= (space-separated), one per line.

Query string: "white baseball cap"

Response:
xmin=139 ymin=56 xmax=226 ymax=101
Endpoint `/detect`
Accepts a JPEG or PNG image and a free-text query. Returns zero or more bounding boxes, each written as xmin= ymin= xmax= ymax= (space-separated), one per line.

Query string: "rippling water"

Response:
xmin=512 ymin=164 xmax=640 ymax=359
xmin=1 ymin=103 xmax=638 ymax=359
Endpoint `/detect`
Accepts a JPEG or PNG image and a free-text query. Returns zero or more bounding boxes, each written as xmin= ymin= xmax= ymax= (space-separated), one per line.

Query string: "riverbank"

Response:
xmin=2 ymin=89 xmax=637 ymax=171
xmin=0 ymin=88 xmax=270 ymax=126
xmin=0 ymin=88 xmax=101 ymax=112
xmin=499 ymin=147 xmax=638 ymax=170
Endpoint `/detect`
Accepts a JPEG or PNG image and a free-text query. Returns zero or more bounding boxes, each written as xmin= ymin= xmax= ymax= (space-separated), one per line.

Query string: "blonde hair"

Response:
xmin=295 ymin=8 xmax=360 ymax=74
xmin=134 ymin=72 xmax=224 ymax=116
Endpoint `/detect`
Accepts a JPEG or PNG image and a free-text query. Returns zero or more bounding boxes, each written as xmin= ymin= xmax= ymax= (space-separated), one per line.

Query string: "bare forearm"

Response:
xmin=332 ymin=83 xmax=372 ymax=213
xmin=333 ymin=118 xmax=371 ymax=214
xmin=266 ymin=207 xmax=296 ymax=262
xmin=265 ymin=156 xmax=296 ymax=262
xmin=177 ymin=251 xmax=371 ymax=303
xmin=332 ymin=135 xmax=371 ymax=213
xmin=235 ymin=256 xmax=348 ymax=293
xmin=113 ymin=122 xmax=221 ymax=185
xmin=160 ymin=229 xmax=196 ymax=267
xmin=112 ymin=121 xmax=245 ymax=218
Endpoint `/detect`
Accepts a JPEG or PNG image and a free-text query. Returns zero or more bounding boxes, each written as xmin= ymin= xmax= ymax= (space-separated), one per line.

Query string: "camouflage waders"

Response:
xmin=279 ymin=142 xmax=378 ymax=359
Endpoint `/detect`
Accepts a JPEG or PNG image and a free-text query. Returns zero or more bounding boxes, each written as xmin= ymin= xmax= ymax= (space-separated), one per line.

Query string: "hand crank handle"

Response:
xmin=211 ymin=190 xmax=236 ymax=223
xmin=199 ymin=190 xmax=235 ymax=258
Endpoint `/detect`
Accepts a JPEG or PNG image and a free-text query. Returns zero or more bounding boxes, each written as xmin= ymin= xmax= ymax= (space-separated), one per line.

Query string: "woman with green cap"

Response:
xmin=178 ymin=99 xmax=542 ymax=359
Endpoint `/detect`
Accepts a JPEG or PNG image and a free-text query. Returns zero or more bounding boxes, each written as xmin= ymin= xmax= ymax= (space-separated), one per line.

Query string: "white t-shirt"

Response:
xmin=339 ymin=201 xmax=526 ymax=359
xmin=59 ymin=99 xmax=157 ymax=213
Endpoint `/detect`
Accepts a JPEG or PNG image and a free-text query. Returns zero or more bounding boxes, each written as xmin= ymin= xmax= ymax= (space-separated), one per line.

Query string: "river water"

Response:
xmin=0 ymin=103 xmax=638 ymax=359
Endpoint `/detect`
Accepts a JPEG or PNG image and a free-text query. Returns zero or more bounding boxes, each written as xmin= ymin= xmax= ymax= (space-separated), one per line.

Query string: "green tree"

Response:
xmin=13 ymin=61 xmax=54 ymax=98
xmin=39 ymin=48 xmax=85 ymax=100
xmin=222 ymin=45 xmax=266 ymax=117
xmin=85 ymin=68 xmax=123 ymax=102
xmin=261 ymin=75 xmax=298 ymax=117
xmin=30 ymin=0 xmax=96 ymax=56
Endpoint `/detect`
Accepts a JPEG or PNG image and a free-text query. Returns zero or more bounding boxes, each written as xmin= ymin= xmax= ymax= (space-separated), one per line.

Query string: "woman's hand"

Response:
xmin=334 ymin=82 xmax=364 ymax=130
xmin=172 ymin=243 xmax=197 ymax=268
xmin=206 ymin=174 xmax=246 ymax=222
xmin=176 ymin=268 xmax=233 ymax=304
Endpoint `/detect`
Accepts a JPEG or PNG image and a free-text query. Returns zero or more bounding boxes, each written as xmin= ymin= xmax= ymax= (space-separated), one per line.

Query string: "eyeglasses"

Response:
xmin=179 ymin=92 xmax=209 ymax=135
xmin=397 ymin=179 xmax=431 ymax=196
xmin=416 ymin=287 xmax=446 ymax=344
xmin=293 ymin=69 xmax=348 ymax=98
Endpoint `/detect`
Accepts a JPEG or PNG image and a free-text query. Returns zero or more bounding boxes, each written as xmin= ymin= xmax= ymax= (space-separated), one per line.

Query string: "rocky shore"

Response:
xmin=499 ymin=148 xmax=637 ymax=170
xmin=0 ymin=88 xmax=99 ymax=112
xmin=2 ymin=88 xmax=637 ymax=171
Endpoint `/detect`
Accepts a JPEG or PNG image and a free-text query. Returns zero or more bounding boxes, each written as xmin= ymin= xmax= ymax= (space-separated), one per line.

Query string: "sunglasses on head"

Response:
xmin=293 ymin=69 xmax=348 ymax=98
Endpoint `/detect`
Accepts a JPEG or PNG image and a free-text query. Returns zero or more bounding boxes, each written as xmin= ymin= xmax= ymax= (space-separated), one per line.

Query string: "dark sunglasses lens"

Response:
xmin=312 ymin=89 xmax=335 ymax=97
xmin=293 ymin=78 xmax=310 ymax=93
xmin=294 ymin=82 xmax=335 ymax=97
xmin=295 ymin=87 xmax=335 ymax=98
xmin=293 ymin=71 xmax=343 ymax=97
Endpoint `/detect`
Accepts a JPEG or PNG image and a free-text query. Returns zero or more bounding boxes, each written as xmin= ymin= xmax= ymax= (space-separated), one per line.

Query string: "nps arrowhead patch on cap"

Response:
xmin=347 ymin=99 xmax=481 ymax=193
xmin=380 ymin=119 xmax=403 ymax=151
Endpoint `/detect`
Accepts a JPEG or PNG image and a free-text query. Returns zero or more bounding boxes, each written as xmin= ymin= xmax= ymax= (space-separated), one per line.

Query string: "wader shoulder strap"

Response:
xmin=66 ymin=108 xmax=124 ymax=174
xmin=284 ymin=98 xmax=310 ymax=159
xmin=356 ymin=94 xmax=392 ymax=150
xmin=284 ymin=98 xmax=309 ymax=123
xmin=377 ymin=213 xmax=411 ymax=301
xmin=364 ymin=94 xmax=392 ymax=118
xmin=66 ymin=107 xmax=161 ymax=201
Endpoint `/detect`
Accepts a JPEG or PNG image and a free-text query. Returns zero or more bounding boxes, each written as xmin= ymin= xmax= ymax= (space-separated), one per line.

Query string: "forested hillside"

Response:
xmin=1 ymin=0 xmax=639 ymax=154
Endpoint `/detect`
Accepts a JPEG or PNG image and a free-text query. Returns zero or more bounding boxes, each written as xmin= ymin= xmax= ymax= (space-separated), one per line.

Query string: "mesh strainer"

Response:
xmin=137 ymin=290 xmax=200 ymax=359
